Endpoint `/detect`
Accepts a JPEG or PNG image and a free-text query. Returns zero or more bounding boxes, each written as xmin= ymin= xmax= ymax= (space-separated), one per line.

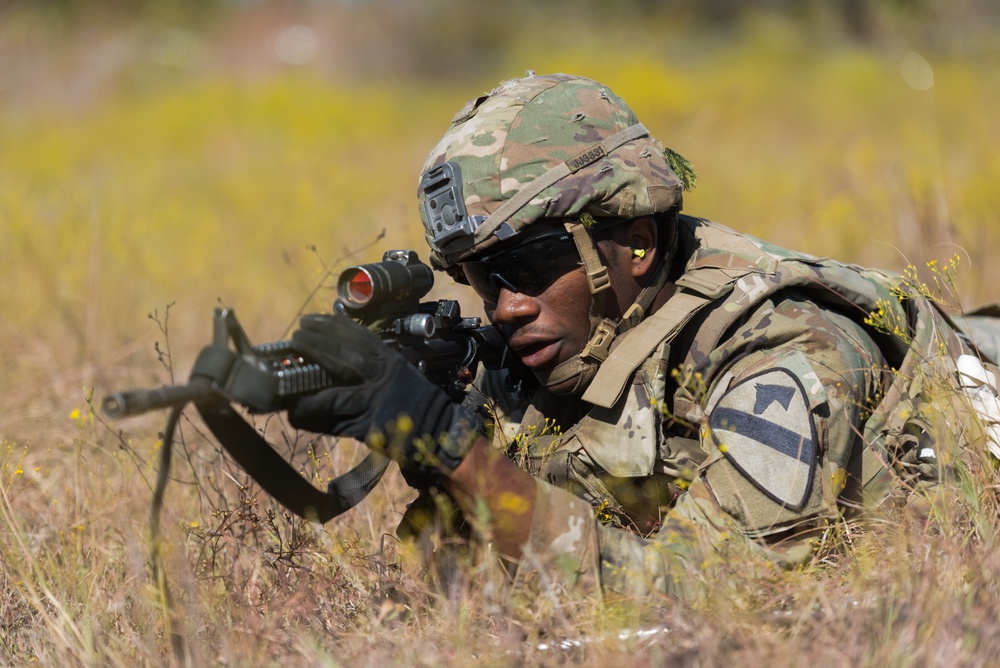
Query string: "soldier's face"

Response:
xmin=463 ymin=221 xmax=595 ymax=379
xmin=463 ymin=216 xmax=660 ymax=391
xmin=486 ymin=263 xmax=594 ymax=373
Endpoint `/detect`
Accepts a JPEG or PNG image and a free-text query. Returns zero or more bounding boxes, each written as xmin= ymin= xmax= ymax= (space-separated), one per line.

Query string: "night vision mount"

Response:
xmin=420 ymin=161 xmax=485 ymax=251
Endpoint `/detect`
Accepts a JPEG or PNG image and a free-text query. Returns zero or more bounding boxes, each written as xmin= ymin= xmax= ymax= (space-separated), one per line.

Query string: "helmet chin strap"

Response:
xmin=532 ymin=219 xmax=676 ymax=396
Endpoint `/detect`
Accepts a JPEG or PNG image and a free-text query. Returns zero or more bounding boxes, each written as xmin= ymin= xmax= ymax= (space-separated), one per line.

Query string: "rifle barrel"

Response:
xmin=102 ymin=381 xmax=220 ymax=419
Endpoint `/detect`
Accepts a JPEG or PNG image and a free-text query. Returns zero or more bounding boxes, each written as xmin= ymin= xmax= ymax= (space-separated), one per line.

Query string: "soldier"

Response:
xmin=288 ymin=73 xmax=1000 ymax=599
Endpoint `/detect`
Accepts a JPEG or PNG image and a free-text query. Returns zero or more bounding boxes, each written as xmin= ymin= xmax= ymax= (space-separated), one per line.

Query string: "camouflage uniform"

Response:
xmin=415 ymin=73 xmax=1000 ymax=599
xmin=510 ymin=214 xmax=999 ymax=598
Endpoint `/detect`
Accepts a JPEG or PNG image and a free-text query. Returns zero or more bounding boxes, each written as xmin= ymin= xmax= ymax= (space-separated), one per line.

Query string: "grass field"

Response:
xmin=3 ymin=3 xmax=1000 ymax=665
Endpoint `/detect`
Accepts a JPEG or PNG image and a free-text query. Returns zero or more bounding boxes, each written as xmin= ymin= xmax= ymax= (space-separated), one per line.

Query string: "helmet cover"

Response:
xmin=417 ymin=73 xmax=685 ymax=270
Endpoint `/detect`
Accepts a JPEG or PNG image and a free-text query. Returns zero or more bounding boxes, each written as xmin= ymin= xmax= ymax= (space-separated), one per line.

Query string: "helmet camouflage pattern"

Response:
xmin=417 ymin=73 xmax=687 ymax=270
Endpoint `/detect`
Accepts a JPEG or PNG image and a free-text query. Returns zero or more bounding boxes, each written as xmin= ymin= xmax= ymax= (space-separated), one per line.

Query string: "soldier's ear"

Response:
xmin=627 ymin=217 xmax=658 ymax=279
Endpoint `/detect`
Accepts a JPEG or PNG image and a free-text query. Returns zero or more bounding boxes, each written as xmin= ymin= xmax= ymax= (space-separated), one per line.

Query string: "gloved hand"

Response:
xmin=287 ymin=314 xmax=481 ymax=477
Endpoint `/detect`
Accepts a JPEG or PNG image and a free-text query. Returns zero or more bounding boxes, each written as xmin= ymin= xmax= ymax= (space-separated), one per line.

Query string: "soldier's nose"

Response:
xmin=492 ymin=286 xmax=538 ymax=325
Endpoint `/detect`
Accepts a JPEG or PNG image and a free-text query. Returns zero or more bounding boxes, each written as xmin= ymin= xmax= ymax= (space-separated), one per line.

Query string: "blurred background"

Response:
xmin=2 ymin=0 xmax=1000 ymax=444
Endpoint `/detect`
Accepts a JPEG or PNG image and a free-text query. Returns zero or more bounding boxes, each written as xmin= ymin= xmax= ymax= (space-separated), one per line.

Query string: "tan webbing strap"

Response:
xmin=581 ymin=290 xmax=713 ymax=408
xmin=475 ymin=123 xmax=650 ymax=242
xmin=565 ymin=221 xmax=611 ymax=294
xmin=531 ymin=221 xmax=615 ymax=394
xmin=617 ymin=247 xmax=674 ymax=334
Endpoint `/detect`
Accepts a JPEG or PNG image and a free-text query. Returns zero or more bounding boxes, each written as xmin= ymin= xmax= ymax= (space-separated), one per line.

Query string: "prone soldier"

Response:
xmin=287 ymin=73 xmax=1000 ymax=599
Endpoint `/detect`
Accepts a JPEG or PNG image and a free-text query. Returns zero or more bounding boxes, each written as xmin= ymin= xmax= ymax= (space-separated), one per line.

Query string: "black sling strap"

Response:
xmin=195 ymin=401 xmax=389 ymax=522
xmin=183 ymin=328 xmax=390 ymax=523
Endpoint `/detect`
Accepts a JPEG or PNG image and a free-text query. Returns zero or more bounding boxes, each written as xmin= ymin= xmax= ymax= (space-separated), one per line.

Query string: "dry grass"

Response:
xmin=3 ymin=2 xmax=1000 ymax=665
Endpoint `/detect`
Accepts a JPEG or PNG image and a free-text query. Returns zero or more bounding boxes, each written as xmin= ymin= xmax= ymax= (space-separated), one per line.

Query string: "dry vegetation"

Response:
xmin=3 ymin=1 xmax=1000 ymax=665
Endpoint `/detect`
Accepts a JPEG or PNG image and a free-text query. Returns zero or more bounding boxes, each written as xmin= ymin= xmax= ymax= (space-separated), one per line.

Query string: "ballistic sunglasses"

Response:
xmin=459 ymin=228 xmax=582 ymax=303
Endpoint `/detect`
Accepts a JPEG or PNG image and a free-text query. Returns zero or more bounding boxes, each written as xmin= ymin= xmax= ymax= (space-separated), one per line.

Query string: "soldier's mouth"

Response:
xmin=512 ymin=339 xmax=561 ymax=369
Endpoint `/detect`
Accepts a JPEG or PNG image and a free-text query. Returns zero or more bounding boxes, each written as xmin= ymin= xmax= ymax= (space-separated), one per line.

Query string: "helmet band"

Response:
xmin=440 ymin=122 xmax=650 ymax=264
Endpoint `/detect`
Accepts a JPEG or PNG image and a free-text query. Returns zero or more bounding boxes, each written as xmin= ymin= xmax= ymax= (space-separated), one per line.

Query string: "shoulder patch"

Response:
xmin=708 ymin=368 xmax=817 ymax=510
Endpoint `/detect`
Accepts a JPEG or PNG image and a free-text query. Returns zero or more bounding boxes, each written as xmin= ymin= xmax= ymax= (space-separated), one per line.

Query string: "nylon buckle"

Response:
xmin=587 ymin=267 xmax=611 ymax=294
xmin=580 ymin=319 xmax=616 ymax=363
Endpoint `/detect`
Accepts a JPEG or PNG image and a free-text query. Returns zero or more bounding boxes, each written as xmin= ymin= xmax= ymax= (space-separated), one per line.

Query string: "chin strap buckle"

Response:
xmin=580 ymin=318 xmax=617 ymax=364
xmin=586 ymin=266 xmax=611 ymax=294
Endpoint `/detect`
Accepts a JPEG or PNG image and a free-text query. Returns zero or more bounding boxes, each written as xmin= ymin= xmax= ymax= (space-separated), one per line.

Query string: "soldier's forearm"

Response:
xmin=440 ymin=436 xmax=537 ymax=559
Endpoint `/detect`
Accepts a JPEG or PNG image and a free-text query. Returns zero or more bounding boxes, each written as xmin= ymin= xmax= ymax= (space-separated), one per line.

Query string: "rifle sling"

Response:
xmin=196 ymin=401 xmax=389 ymax=523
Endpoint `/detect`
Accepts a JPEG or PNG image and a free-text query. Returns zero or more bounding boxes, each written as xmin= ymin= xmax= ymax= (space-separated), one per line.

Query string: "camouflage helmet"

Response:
xmin=417 ymin=73 xmax=688 ymax=270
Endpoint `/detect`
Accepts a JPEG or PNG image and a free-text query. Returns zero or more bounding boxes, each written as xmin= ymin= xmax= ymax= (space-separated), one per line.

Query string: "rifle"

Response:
xmin=103 ymin=249 xmax=509 ymax=522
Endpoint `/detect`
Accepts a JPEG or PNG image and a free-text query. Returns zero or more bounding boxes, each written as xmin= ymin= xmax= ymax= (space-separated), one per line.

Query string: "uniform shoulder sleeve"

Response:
xmin=694 ymin=295 xmax=886 ymax=540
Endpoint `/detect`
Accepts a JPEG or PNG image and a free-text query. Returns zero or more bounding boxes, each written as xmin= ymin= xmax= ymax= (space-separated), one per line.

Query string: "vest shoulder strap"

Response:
xmin=581 ymin=290 xmax=711 ymax=408
xmin=582 ymin=218 xmax=779 ymax=408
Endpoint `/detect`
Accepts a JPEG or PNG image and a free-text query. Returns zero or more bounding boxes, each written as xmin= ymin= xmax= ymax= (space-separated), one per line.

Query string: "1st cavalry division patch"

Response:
xmin=708 ymin=368 xmax=817 ymax=510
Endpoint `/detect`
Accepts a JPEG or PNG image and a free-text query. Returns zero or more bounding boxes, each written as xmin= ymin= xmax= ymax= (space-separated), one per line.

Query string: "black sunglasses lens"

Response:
xmin=461 ymin=232 xmax=579 ymax=301
xmin=462 ymin=262 xmax=501 ymax=300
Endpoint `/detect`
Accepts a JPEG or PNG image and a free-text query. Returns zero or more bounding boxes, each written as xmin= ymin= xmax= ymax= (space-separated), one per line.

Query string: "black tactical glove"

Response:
xmin=287 ymin=314 xmax=481 ymax=477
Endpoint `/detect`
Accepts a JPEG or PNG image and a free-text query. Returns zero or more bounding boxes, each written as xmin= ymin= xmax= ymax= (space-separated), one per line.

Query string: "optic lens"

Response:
xmin=344 ymin=269 xmax=374 ymax=305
